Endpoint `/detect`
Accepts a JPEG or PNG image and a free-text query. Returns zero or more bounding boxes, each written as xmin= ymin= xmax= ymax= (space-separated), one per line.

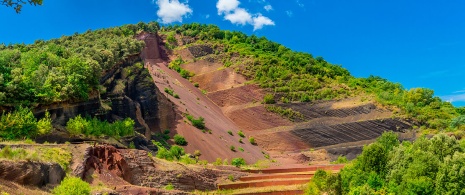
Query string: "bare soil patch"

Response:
xmin=190 ymin=68 xmax=247 ymax=92
xmin=227 ymin=106 xmax=293 ymax=131
xmin=207 ymin=84 xmax=265 ymax=108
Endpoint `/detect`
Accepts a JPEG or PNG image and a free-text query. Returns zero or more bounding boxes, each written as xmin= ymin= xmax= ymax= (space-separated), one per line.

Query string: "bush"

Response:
xmin=66 ymin=115 xmax=135 ymax=138
xmin=174 ymin=134 xmax=188 ymax=146
xmin=238 ymin=130 xmax=245 ymax=138
xmin=263 ymin=94 xmax=275 ymax=104
xmin=230 ymin=145 xmax=236 ymax=152
xmin=231 ymin=158 xmax=246 ymax=167
xmin=332 ymin=155 xmax=349 ymax=164
xmin=186 ymin=114 xmax=205 ymax=129
xmin=249 ymin=137 xmax=256 ymax=145
xmin=0 ymin=106 xmax=51 ymax=140
xmin=228 ymin=130 xmax=233 ymax=136
xmin=154 ymin=142 xmax=186 ymax=161
xmin=52 ymin=177 xmax=90 ymax=195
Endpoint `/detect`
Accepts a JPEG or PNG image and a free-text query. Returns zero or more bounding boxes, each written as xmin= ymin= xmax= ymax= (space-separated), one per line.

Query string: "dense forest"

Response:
xmin=306 ymin=132 xmax=465 ymax=194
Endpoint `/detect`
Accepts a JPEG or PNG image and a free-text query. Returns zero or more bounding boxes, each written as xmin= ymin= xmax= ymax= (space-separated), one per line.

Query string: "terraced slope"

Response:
xmin=174 ymin=44 xmax=413 ymax=157
xmin=217 ymin=164 xmax=344 ymax=195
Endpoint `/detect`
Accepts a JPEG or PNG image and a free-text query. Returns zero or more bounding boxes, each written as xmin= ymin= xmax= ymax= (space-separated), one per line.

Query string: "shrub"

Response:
xmin=228 ymin=130 xmax=233 ymax=136
xmin=194 ymin=150 xmax=201 ymax=157
xmin=249 ymin=137 xmax=256 ymax=145
xmin=263 ymin=94 xmax=275 ymax=104
xmin=239 ymin=147 xmax=244 ymax=152
xmin=230 ymin=145 xmax=236 ymax=152
xmin=0 ymin=106 xmax=47 ymax=140
xmin=66 ymin=115 xmax=134 ymax=138
xmin=164 ymin=88 xmax=175 ymax=96
xmin=52 ymin=177 xmax=90 ymax=195
xmin=164 ymin=183 xmax=174 ymax=190
xmin=239 ymin=139 xmax=243 ymax=144
xmin=238 ymin=130 xmax=245 ymax=138
xmin=231 ymin=158 xmax=246 ymax=167
xmin=214 ymin=158 xmax=223 ymax=166
xmin=37 ymin=111 xmax=53 ymax=135
xmin=174 ymin=134 xmax=188 ymax=146
xmin=332 ymin=155 xmax=348 ymax=164
xmin=186 ymin=114 xmax=205 ymax=129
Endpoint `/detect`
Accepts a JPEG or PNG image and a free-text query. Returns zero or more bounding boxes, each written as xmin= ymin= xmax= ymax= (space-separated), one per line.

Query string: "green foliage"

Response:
xmin=230 ymin=145 xmax=236 ymax=152
xmin=173 ymin=134 xmax=188 ymax=146
xmin=237 ymin=130 xmax=245 ymax=138
xmin=214 ymin=158 xmax=223 ymax=166
xmin=52 ymin=177 xmax=90 ymax=195
xmin=0 ymin=24 xmax=150 ymax=106
xmin=265 ymin=105 xmax=305 ymax=122
xmin=249 ymin=136 xmax=256 ymax=145
xmin=37 ymin=111 xmax=52 ymax=135
xmin=227 ymin=130 xmax=233 ymax=136
xmin=332 ymin=155 xmax=349 ymax=164
xmin=0 ymin=146 xmax=72 ymax=170
xmin=154 ymin=141 xmax=186 ymax=161
xmin=164 ymin=183 xmax=174 ymax=190
xmin=168 ymin=57 xmax=194 ymax=79
xmin=1 ymin=0 xmax=43 ymax=13
xmin=186 ymin=114 xmax=205 ymax=129
xmin=164 ymin=87 xmax=180 ymax=98
xmin=263 ymin=93 xmax=275 ymax=104
xmin=306 ymin=169 xmax=341 ymax=195
xmin=0 ymin=106 xmax=51 ymax=140
xmin=129 ymin=141 xmax=136 ymax=149
xmin=231 ymin=157 xmax=246 ymax=167
xmin=340 ymin=132 xmax=465 ymax=194
xmin=0 ymin=146 xmax=71 ymax=171
xmin=66 ymin=115 xmax=134 ymax=138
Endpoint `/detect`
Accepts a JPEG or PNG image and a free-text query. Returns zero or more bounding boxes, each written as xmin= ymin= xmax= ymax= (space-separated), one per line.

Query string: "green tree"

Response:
xmin=2 ymin=0 xmax=43 ymax=13
xmin=52 ymin=176 xmax=90 ymax=195
xmin=435 ymin=152 xmax=465 ymax=194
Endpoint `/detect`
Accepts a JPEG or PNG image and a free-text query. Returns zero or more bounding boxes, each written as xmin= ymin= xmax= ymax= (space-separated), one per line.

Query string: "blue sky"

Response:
xmin=1 ymin=0 xmax=464 ymax=106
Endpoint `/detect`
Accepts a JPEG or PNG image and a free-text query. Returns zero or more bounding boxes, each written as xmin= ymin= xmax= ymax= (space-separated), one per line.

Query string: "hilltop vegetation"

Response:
xmin=306 ymin=132 xmax=465 ymax=194
xmin=0 ymin=22 xmax=159 ymax=105
xmin=160 ymin=23 xmax=463 ymax=133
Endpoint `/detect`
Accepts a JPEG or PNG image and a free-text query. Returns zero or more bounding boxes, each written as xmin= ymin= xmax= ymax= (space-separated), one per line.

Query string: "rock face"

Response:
xmin=32 ymin=32 xmax=175 ymax=141
xmin=119 ymin=149 xmax=246 ymax=191
xmin=79 ymin=145 xmax=132 ymax=182
xmin=77 ymin=145 xmax=242 ymax=192
xmin=0 ymin=160 xmax=65 ymax=187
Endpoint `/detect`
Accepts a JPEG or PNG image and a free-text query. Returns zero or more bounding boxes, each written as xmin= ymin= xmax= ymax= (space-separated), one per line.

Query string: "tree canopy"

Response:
xmin=1 ymin=0 xmax=42 ymax=13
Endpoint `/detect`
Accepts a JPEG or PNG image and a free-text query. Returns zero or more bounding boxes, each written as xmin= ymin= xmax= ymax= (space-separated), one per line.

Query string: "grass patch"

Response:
xmin=0 ymin=146 xmax=72 ymax=170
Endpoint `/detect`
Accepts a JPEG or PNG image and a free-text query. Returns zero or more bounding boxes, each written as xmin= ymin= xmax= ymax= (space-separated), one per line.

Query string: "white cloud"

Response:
xmin=224 ymin=8 xmax=252 ymax=25
xmin=216 ymin=0 xmax=240 ymax=14
xmin=252 ymin=14 xmax=275 ymax=30
xmin=441 ymin=93 xmax=465 ymax=103
xmin=286 ymin=10 xmax=293 ymax=17
xmin=216 ymin=0 xmax=275 ymax=31
xmin=296 ymin=0 xmax=304 ymax=7
xmin=264 ymin=4 xmax=273 ymax=11
xmin=156 ymin=0 xmax=192 ymax=24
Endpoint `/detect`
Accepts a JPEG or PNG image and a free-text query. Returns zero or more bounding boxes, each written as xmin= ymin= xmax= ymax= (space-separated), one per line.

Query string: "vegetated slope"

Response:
xmin=156 ymin=23 xmax=464 ymax=160
xmin=139 ymin=32 xmax=264 ymax=163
